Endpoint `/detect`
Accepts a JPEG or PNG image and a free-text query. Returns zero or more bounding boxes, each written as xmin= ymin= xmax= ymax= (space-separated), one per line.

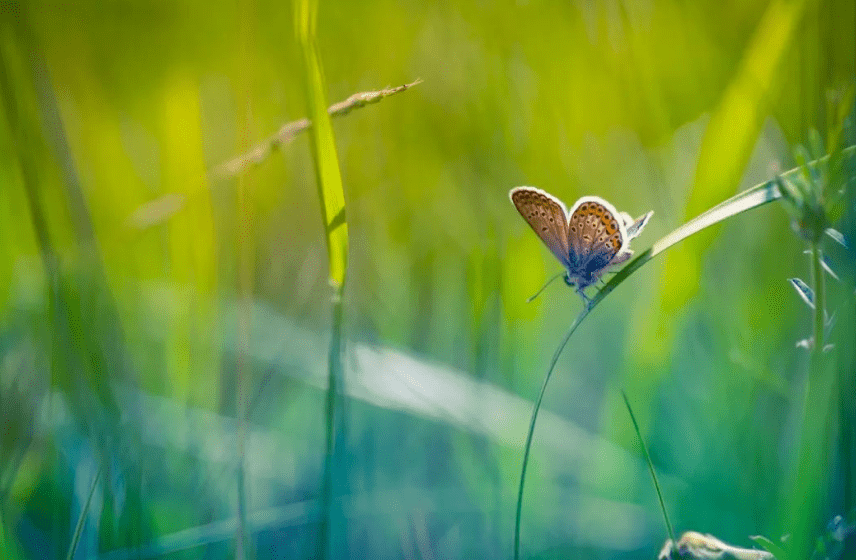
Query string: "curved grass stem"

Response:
xmin=513 ymin=310 xmax=590 ymax=559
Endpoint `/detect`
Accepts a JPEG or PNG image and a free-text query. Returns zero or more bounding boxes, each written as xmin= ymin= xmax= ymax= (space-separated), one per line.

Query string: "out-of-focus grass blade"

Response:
xmin=825 ymin=227 xmax=846 ymax=247
xmin=296 ymin=0 xmax=348 ymax=288
xmin=296 ymin=2 xmax=348 ymax=559
xmin=660 ymin=0 xmax=812 ymax=315
xmin=66 ymin=465 xmax=101 ymax=560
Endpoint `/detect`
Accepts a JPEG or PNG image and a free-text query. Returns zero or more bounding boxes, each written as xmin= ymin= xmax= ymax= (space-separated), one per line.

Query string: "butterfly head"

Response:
xmin=563 ymin=271 xmax=597 ymax=290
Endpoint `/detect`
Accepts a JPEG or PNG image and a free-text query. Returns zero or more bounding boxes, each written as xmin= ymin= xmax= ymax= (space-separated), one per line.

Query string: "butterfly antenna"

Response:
xmin=526 ymin=272 xmax=565 ymax=303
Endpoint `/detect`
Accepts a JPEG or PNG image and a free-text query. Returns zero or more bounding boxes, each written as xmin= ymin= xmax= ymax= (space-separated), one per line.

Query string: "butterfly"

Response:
xmin=510 ymin=186 xmax=653 ymax=302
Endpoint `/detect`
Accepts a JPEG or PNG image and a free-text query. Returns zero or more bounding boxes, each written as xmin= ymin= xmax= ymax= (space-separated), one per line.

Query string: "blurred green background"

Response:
xmin=1 ymin=0 xmax=855 ymax=558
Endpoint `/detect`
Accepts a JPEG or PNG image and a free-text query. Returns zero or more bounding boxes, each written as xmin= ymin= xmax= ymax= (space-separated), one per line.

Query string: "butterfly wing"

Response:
xmin=510 ymin=187 xmax=572 ymax=268
xmin=625 ymin=210 xmax=654 ymax=240
xmin=566 ymin=197 xmax=626 ymax=274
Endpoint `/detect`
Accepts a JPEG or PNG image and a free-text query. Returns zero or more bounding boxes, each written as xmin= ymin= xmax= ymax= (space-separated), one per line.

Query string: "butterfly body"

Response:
xmin=510 ymin=187 xmax=652 ymax=300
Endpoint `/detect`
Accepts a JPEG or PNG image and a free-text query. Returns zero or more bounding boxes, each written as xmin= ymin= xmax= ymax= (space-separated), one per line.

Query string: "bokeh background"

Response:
xmin=1 ymin=0 xmax=855 ymax=559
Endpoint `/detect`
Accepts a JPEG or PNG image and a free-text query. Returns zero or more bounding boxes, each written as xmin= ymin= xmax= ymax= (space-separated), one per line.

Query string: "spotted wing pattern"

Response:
xmin=567 ymin=199 xmax=623 ymax=274
xmin=510 ymin=187 xmax=571 ymax=268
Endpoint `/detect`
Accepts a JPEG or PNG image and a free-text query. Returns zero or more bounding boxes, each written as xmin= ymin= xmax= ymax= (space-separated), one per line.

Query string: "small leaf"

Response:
xmin=789 ymin=278 xmax=815 ymax=309
xmin=825 ymin=228 xmax=847 ymax=247
xmin=825 ymin=311 xmax=836 ymax=337
xmin=819 ymin=258 xmax=841 ymax=282
xmin=750 ymin=534 xmax=791 ymax=560
xmin=803 ymin=250 xmax=842 ymax=281
xmin=795 ymin=336 xmax=834 ymax=353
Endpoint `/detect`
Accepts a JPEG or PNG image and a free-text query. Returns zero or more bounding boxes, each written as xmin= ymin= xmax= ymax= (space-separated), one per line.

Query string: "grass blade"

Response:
xmin=297 ymin=0 xmax=348 ymax=288
xmin=513 ymin=309 xmax=590 ymax=560
xmin=621 ymin=390 xmax=676 ymax=545
xmin=66 ymin=465 xmax=101 ymax=560
xmin=296 ymin=1 xmax=350 ymax=559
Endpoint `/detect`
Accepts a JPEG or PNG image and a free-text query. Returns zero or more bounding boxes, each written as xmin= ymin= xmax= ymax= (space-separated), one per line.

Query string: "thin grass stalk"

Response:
xmin=621 ymin=391 xmax=676 ymax=545
xmin=783 ymin=236 xmax=832 ymax=559
xmin=211 ymin=80 xmax=421 ymax=180
xmin=234 ymin=233 xmax=251 ymax=560
xmin=66 ymin=465 xmax=101 ymax=560
xmin=320 ymin=290 xmax=344 ymax=559
xmin=512 ymin=147 xmax=856 ymax=559
xmin=811 ymin=242 xmax=825 ymax=353
xmin=512 ymin=310 xmax=589 ymax=559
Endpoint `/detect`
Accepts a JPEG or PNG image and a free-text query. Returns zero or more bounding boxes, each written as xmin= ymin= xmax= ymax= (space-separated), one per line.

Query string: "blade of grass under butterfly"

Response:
xmin=513 ymin=145 xmax=856 ymax=560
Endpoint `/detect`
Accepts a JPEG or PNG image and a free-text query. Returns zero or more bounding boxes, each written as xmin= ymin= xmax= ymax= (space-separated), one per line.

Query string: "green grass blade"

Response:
xmin=621 ymin=390 xmax=676 ymax=545
xmin=297 ymin=0 xmax=348 ymax=288
xmin=296 ymin=2 xmax=349 ymax=559
xmin=66 ymin=465 xmax=101 ymax=560
xmin=513 ymin=146 xmax=855 ymax=560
